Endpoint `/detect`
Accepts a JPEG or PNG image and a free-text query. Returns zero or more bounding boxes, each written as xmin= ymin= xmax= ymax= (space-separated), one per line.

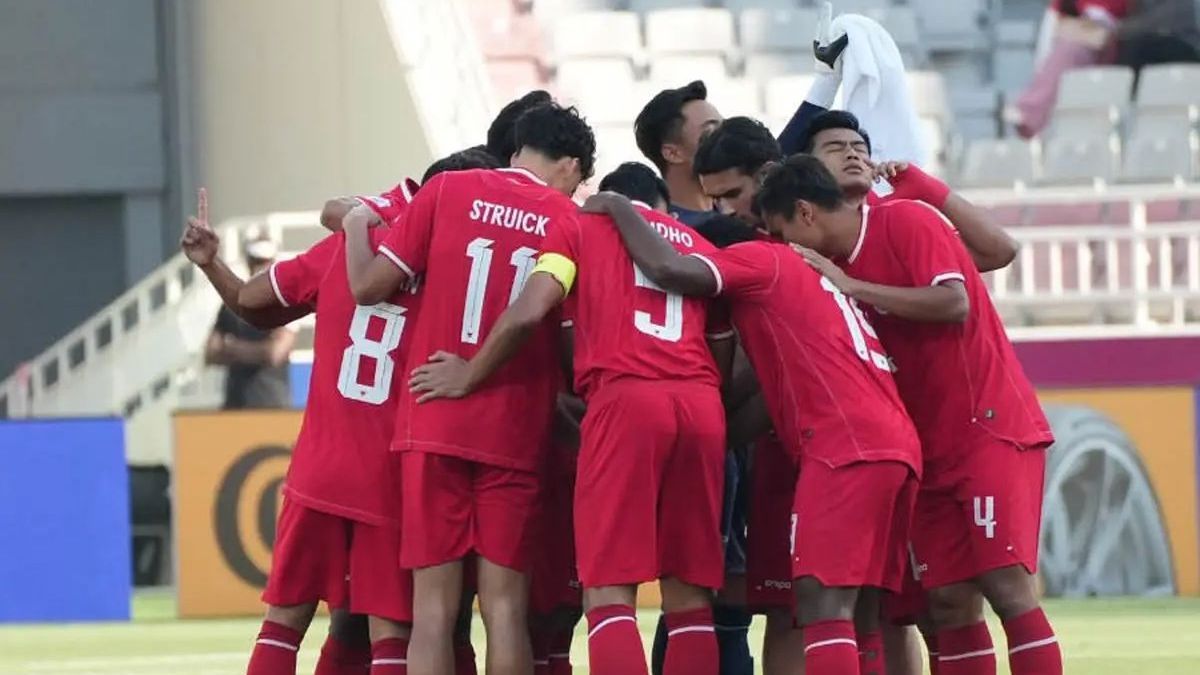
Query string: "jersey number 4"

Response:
xmin=820 ymin=277 xmax=893 ymax=373
xmin=462 ymin=237 xmax=538 ymax=344
xmin=337 ymin=303 xmax=407 ymax=404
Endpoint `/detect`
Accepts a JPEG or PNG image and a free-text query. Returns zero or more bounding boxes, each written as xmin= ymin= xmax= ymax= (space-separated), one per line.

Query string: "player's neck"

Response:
xmin=828 ymin=203 xmax=866 ymax=260
xmin=510 ymin=156 xmax=558 ymax=192
xmin=665 ymin=167 xmax=711 ymax=212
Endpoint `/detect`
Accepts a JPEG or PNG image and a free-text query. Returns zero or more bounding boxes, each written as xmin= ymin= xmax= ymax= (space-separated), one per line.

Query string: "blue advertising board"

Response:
xmin=0 ymin=418 xmax=130 ymax=622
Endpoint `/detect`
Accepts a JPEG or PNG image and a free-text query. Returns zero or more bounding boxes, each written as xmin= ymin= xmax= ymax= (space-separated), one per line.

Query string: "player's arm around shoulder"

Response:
xmin=581 ymin=191 xmax=718 ymax=296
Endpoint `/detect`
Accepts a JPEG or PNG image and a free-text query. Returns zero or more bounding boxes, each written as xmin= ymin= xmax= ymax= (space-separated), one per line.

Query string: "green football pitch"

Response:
xmin=1 ymin=591 xmax=1198 ymax=674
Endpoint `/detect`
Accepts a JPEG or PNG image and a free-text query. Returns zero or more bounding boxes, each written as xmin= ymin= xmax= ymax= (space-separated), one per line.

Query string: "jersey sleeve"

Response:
xmin=357 ymin=178 xmax=417 ymax=224
xmin=268 ymin=233 xmax=341 ymax=307
xmin=885 ymin=201 xmax=967 ymax=287
xmin=532 ymin=214 xmax=582 ymax=295
xmin=379 ymin=173 xmax=443 ymax=278
xmin=690 ymin=242 xmax=779 ymax=300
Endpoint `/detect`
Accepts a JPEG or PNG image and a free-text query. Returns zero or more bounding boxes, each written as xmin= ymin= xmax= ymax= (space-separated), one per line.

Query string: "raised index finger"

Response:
xmin=198 ymin=188 xmax=208 ymax=225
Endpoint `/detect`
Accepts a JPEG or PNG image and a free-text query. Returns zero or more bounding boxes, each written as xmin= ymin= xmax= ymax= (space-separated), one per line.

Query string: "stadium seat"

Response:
xmin=645 ymin=8 xmax=736 ymax=58
xmin=1030 ymin=202 xmax=1105 ymax=226
xmin=488 ymin=60 xmax=548 ymax=103
xmin=738 ymin=8 xmax=820 ymax=56
xmin=833 ymin=0 xmax=891 ymax=16
xmin=469 ymin=0 xmax=546 ymax=61
xmin=724 ymin=0 xmax=798 ymax=10
xmin=649 ymin=54 xmax=730 ymax=83
xmin=1045 ymin=109 xmax=1117 ymax=142
xmin=627 ymin=0 xmax=702 ymax=12
xmin=592 ymin=124 xmax=646 ymax=182
xmin=552 ymin=11 xmax=643 ymax=61
xmin=703 ymin=78 xmax=765 ymax=118
xmin=911 ymin=0 xmax=988 ymax=51
xmin=765 ymin=74 xmax=816 ymax=119
xmin=992 ymin=20 xmax=1038 ymax=94
xmin=1040 ymin=137 xmax=1116 ymax=185
xmin=1119 ymin=130 xmax=1194 ymax=184
xmin=958 ymin=139 xmax=1034 ymax=188
xmin=744 ymin=53 xmax=814 ymax=80
xmin=907 ymin=71 xmax=953 ymax=127
xmin=1056 ymin=66 xmax=1135 ymax=111
xmin=1136 ymin=63 xmax=1200 ymax=109
xmin=984 ymin=204 xmax=1028 ymax=228
xmin=533 ymin=0 xmax=617 ymax=25
xmin=558 ymin=61 xmax=639 ymax=124
xmin=880 ymin=8 xmax=927 ymax=68
xmin=950 ymin=87 xmax=999 ymax=141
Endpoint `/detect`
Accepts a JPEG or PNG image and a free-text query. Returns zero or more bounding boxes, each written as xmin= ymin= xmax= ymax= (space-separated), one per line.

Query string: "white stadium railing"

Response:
xmin=5 ymin=186 xmax=1200 ymax=464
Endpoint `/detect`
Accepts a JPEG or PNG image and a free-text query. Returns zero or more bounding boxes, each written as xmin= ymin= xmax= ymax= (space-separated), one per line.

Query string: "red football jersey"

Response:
xmin=378 ymin=167 xmax=574 ymax=471
xmin=693 ymin=242 xmax=920 ymax=472
xmin=357 ymin=178 xmax=419 ymax=224
xmin=840 ymin=201 xmax=1054 ymax=459
xmin=536 ymin=202 xmax=724 ymax=400
xmin=269 ymin=228 xmax=421 ymax=525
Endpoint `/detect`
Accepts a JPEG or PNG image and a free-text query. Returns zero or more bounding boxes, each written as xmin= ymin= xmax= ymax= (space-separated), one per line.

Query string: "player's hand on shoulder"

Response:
xmin=792 ymin=244 xmax=855 ymax=292
xmin=181 ymin=187 xmax=219 ymax=267
xmin=409 ymin=351 xmax=472 ymax=403
xmin=872 ymin=160 xmax=909 ymax=182
xmin=342 ymin=203 xmax=376 ymax=231
xmin=580 ymin=190 xmax=630 ymax=215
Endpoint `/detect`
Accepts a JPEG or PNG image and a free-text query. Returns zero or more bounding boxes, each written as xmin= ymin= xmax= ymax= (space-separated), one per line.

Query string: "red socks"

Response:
xmin=857 ymin=630 xmax=884 ymax=675
xmin=586 ymin=604 xmax=648 ymax=675
xmin=938 ymin=622 xmax=997 ymax=675
xmin=453 ymin=641 xmax=478 ymax=675
xmin=803 ymin=619 xmax=859 ymax=675
xmin=1003 ymin=608 xmax=1062 ymax=675
xmin=549 ymin=624 xmax=574 ymax=675
xmin=369 ymin=638 xmax=408 ymax=675
xmin=315 ymin=634 xmax=371 ymax=675
xmin=247 ymin=621 xmax=303 ymax=675
xmin=663 ymin=607 xmax=718 ymax=675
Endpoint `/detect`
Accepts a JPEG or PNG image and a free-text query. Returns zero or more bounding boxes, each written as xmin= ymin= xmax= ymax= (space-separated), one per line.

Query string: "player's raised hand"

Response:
xmin=181 ymin=187 xmax=219 ymax=266
xmin=409 ymin=351 xmax=472 ymax=403
xmin=792 ymin=244 xmax=854 ymax=293
xmin=813 ymin=2 xmax=848 ymax=74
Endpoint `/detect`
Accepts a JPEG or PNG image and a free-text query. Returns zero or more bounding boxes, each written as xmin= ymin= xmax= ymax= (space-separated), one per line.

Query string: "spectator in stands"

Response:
xmin=204 ymin=236 xmax=295 ymax=409
xmin=1115 ymin=0 xmax=1200 ymax=73
xmin=1013 ymin=0 xmax=1129 ymax=138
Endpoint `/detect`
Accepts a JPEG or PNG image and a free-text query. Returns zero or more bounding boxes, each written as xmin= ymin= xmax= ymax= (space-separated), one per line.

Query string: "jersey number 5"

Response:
xmin=462 ymin=237 xmax=538 ymax=344
xmin=337 ymin=303 xmax=407 ymax=404
xmin=820 ymin=277 xmax=893 ymax=372
xmin=634 ymin=265 xmax=683 ymax=342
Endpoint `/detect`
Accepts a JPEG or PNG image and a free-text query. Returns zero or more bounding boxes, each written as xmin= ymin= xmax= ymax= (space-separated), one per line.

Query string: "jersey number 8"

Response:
xmin=338 ymin=303 xmax=408 ymax=404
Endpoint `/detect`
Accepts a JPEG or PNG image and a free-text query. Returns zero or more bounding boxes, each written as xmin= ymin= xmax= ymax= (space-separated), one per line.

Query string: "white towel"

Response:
xmin=829 ymin=14 xmax=927 ymax=167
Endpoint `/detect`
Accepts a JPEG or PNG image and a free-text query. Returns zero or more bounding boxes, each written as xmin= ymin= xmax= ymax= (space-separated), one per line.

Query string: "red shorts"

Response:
xmin=792 ymin=459 xmax=916 ymax=592
xmin=574 ymin=381 xmax=726 ymax=590
xmin=912 ymin=442 xmax=1047 ymax=589
xmin=530 ymin=444 xmax=581 ymax=615
xmin=745 ymin=435 xmax=797 ymax=612
xmin=882 ymin=546 xmax=927 ymax=625
xmin=263 ymin=498 xmax=412 ymax=622
xmin=400 ymin=451 xmax=540 ymax=572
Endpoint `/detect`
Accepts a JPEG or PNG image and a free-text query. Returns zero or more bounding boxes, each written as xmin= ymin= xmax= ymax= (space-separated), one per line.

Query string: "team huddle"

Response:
xmin=181 ymin=35 xmax=1063 ymax=675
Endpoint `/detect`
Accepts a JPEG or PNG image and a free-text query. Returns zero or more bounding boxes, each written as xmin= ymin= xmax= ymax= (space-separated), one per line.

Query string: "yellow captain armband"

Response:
xmin=532 ymin=252 xmax=577 ymax=294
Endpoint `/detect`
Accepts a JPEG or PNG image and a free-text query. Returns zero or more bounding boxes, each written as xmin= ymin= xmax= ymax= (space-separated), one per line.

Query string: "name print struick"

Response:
xmin=469 ymin=199 xmax=550 ymax=236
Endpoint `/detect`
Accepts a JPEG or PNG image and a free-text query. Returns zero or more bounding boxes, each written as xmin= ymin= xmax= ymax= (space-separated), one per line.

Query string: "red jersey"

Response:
xmin=535 ymin=202 xmax=725 ymax=400
xmin=268 ymin=228 xmax=421 ymax=525
xmin=692 ymin=242 xmax=920 ymax=473
xmin=357 ymin=178 xmax=419 ymax=224
xmin=378 ymin=167 xmax=575 ymax=471
xmin=840 ymin=201 xmax=1054 ymax=459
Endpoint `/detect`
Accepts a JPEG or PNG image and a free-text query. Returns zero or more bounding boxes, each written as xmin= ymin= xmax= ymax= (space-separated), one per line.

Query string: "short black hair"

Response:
xmin=598 ymin=162 xmax=670 ymax=207
xmin=486 ymin=90 xmax=553 ymax=166
xmin=693 ymin=214 xmax=759 ymax=249
xmin=797 ymin=110 xmax=873 ymax=155
xmin=513 ymin=102 xmax=597 ymax=182
xmin=693 ymin=117 xmax=782 ymax=179
xmin=421 ymin=145 xmax=501 ymax=184
xmin=635 ymin=80 xmax=708 ymax=171
xmin=754 ymin=154 xmax=846 ymax=220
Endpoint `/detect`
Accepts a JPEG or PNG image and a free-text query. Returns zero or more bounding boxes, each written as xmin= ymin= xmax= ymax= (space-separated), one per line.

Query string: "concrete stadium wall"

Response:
xmin=181 ymin=0 xmax=435 ymax=222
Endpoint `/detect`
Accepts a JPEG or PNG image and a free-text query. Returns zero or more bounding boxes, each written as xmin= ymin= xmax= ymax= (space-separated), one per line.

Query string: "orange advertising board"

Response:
xmin=173 ymin=410 xmax=301 ymax=618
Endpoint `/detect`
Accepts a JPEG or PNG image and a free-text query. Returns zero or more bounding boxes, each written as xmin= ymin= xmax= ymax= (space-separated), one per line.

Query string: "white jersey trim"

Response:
xmin=378 ymin=244 xmax=416 ymax=278
xmin=930 ymin=272 xmax=966 ymax=286
xmin=689 ymin=253 xmax=723 ymax=296
xmin=847 ymin=205 xmax=870 ymax=264
xmin=587 ymin=615 xmax=636 ymax=639
xmin=1008 ymin=636 xmax=1058 ymax=655
xmin=939 ymin=647 xmax=997 ymax=662
xmin=268 ymin=263 xmax=290 ymax=307
xmin=668 ymin=625 xmax=716 ymax=637
xmin=498 ymin=167 xmax=547 ymax=186
xmin=256 ymin=638 xmax=299 ymax=652
xmin=804 ymin=638 xmax=857 ymax=653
